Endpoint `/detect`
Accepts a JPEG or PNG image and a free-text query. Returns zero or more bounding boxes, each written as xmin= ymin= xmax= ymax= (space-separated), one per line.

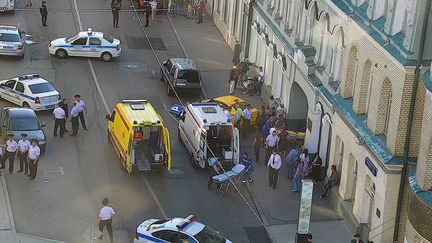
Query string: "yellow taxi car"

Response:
xmin=202 ymin=95 xmax=258 ymax=126
xmin=106 ymin=100 xmax=171 ymax=173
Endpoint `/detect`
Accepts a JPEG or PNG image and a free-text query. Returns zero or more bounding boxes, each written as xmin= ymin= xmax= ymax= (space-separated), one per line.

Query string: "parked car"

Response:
xmin=0 ymin=25 xmax=24 ymax=57
xmin=160 ymin=58 xmax=202 ymax=96
xmin=0 ymin=108 xmax=47 ymax=152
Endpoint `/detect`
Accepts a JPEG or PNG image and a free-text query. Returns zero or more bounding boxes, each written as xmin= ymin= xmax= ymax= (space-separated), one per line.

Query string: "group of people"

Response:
xmin=52 ymin=95 xmax=88 ymax=138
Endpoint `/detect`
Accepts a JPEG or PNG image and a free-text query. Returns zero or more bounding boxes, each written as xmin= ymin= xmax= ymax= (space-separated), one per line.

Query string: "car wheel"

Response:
xmin=22 ymin=102 xmax=30 ymax=108
xmin=19 ymin=53 xmax=24 ymax=59
xmin=55 ymin=49 xmax=68 ymax=59
xmin=167 ymin=83 xmax=174 ymax=96
xmin=101 ymin=52 xmax=112 ymax=62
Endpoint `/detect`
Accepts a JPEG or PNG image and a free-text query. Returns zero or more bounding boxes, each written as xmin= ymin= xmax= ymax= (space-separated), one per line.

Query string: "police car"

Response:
xmin=134 ymin=215 xmax=231 ymax=243
xmin=48 ymin=28 xmax=121 ymax=62
xmin=0 ymin=74 xmax=60 ymax=111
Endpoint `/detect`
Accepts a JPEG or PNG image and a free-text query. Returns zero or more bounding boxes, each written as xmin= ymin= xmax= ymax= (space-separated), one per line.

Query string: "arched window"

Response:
xmin=315 ymin=13 xmax=329 ymax=66
xmin=375 ymin=0 xmax=388 ymax=19
xmin=343 ymin=45 xmax=357 ymax=97
xmin=330 ymin=27 xmax=345 ymax=83
xmin=376 ymin=78 xmax=392 ymax=136
xmin=304 ymin=2 xmax=318 ymax=45
xmin=355 ymin=60 xmax=372 ymax=114
xmin=391 ymin=0 xmax=409 ymax=35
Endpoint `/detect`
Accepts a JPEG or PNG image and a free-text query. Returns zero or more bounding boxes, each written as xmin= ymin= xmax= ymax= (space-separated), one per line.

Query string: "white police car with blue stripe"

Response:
xmin=48 ymin=28 xmax=121 ymax=62
xmin=0 ymin=74 xmax=60 ymax=111
xmin=134 ymin=215 xmax=232 ymax=243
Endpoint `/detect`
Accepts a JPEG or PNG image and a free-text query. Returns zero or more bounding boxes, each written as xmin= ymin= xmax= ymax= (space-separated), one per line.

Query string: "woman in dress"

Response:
xmin=310 ymin=154 xmax=322 ymax=184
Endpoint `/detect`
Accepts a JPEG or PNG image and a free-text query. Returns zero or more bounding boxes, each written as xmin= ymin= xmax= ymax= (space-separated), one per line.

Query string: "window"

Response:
xmin=4 ymin=80 xmax=16 ymax=89
xmin=151 ymin=230 xmax=193 ymax=243
xmin=71 ymin=37 xmax=87 ymax=45
xmin=89 ymin=37 xmax=102 ymax=46
xmin=15 ymin=82 xmax=24 ymax=93
xmin=177 ymin=70 xmax=200 ymax=83
xmin=0 ymin=33 xmax=20 ymax=42
xmin=194 ymin=226 xmax=226 ymax=243
xmin=10 ymin=116 xmax=39 ymax=131
xmin=28 ymin=83 xmax=56 ymax=94
xmin=104 ymin=35 xmax=115 ymax=44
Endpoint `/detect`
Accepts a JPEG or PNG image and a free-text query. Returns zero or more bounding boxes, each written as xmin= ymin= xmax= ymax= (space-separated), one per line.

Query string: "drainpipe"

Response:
xmin=211 ymin=0 xmax=215 ymax=20
xmin=393 ymin=0 xmax=431 ymax=241
xmin=244 ymin=0 xmax=255 ymax=58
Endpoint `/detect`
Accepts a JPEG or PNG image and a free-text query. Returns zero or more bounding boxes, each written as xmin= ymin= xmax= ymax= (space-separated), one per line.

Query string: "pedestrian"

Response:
xmin=320 ymin=165 xmax=340 ymax=199
xmin=307 ymin=234 xmax=313 ymax=242
xmin=228 ymin=66 xmax=237 ymax=95
xmin=300 ymin=148 xmax=310 ymax=175
xmin=53 ymin=102 xmax=66 ymax=138
xmin=256 ymin=105 xmax=267 ymax=131
xmin=98 ymin=197 xmax=115 ymax=243
xmin=39 ymin=1 xmax=48 ymax=27
xmin=74 ymin=95 xmax=88 ymax=130
xmin=145 ymin=3 xmax=150 ymax=27
xmin=224 ymin=109 xmax=233 ymax=124
xmin=27 ymin=139 xmax=40 ymax=180
xmin=277 ymin=129 xmax=288 ymax=157
xmin=261 ymin=117 xmax=273 ymax=140
xmin=232 ymin=41 xmax=241 ymax=64
xmin=265 ymin=128 xmax=279 ymax=165
xmin=69 ymin=102 xmax=80 ymax=136
xmin=196 ymin=0 xmax=205 ymax=23
xmin=239 ymin=58 xmax=251 ymax=83
xmin=309 ymin=154 xmax=322 ymax=184
xmin=253 ymin=131 xmax=261 ymax=162
xmin=241 ymin=104 xmax=252 ymax=139
xmin=351 ymin=233 xmax=364 ymax=243
xmin=207 ymin=160 xmax=222 ymax=190
xmin=111 ymin=0 xmax=121 ymax=28
xmin=292 ymin=158 xmax=303 ymax=192
xmin=17 ymin=134 xmax=31 ymax=175
xmin=255 ymin=66 xmax=264 ymax=95
xmin=150 ymin=0 xmax=158 ymax=20
xmin=187 ymin=3 xmax=193 ymax=19
xmin=0 ymin=134 xmax=17 ymax=174
xmin=234 ymin=103 xmax=242 ymax=128
xmin=61 ymin=99 xmax=70 ymax=132
xmin=285 ymin=147 xmax=300 ymax=179
xmin=267 ymin=149 xmax=281 ymax=189
xmin=276 ymin=103 xmax=286 ymax=117
xmin=241 ymin=152 xmax=254 ymax=183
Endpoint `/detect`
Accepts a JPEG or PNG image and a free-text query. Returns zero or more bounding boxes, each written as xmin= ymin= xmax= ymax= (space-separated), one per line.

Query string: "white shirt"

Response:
xmin=5 ymin=140 xmax=17 ymax=153
xmin=53 ymin=107 xmax=66 ymax=119
xmin=70 ymin=106 xmax=80 ymax=117
xmin=75 ymin=100 xmax=85 ymax=113
xmin=265 ymin=134 xmax=279 ymax=147
xmin=18 ymin=139 xmax=31 ymax=153
xmin=28 ymin=145 xmax=40 ymax=160
xmin=99 ymin=206 xmax=115 ymax=220
xmin=267 ymin=154 xmax=282 ymax=170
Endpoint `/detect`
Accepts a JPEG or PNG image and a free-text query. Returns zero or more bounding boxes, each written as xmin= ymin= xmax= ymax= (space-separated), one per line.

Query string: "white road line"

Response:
xmin=72 ymin=0 xmax=168 ymax=219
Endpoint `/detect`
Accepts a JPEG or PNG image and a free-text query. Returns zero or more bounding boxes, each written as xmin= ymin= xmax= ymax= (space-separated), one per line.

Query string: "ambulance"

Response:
xmin=106 ymin=100 xmax=171 ymax=173
xmin=178 ymin=102 xmax=240 ymax=169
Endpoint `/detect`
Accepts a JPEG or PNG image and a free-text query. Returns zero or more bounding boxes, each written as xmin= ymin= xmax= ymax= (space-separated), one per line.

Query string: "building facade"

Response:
xmin=209 ymin=0 xmax=432 ymax=242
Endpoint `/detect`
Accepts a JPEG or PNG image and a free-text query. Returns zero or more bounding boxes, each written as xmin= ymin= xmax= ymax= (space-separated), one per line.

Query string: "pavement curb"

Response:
xmin=16 ymin=233 xmax=67 ymax=243
xmin=1 ymin=174 xmax=16 ymax=234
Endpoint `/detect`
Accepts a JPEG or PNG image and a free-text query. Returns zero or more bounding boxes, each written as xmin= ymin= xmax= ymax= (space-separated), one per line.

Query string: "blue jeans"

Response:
xmin=293 ymin=176 xmax=302 ymax=191
xmin=244 ymin=166 xmax=254 ymax=181
xmin=287 ymin=163 xmax=295 ymax=179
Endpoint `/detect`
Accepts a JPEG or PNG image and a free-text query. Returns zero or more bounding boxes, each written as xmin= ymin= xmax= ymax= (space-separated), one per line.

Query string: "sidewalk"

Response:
xmin=168 ymin=14 xmax=352 ymax=243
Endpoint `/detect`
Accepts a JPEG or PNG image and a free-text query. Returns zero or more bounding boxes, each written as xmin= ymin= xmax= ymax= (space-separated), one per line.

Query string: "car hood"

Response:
xmin=11 ymin=129 xmax=45 ymax=141
xmin=50 ymin=38 xmax=68 ymax=46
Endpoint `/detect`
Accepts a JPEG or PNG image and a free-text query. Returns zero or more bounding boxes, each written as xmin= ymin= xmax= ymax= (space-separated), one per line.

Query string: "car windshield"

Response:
xmin=194 ymin=226 xmax=226 ymax=243
xmin=65 ymin=35 xmax=77 ymax=42
xmin=104 ymin=35 xmax=114 ymax=43
xmin=0 ymin=33 xmax=20 ymax=42
xmin=10 ymin=117 xmax=39 ymax=131
xmin=177 ymin=70 xmax=200 ymax=83
xmin=28 ymin=83 xmax=56 ymax=94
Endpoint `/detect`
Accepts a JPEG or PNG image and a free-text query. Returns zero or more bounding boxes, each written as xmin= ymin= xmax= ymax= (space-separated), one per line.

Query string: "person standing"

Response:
xmin=300 ymin=148 xmax=310 ymax=175
xmin=196 ymin=0 xmax=205 ymax=23
xmin=253 ymin=132 xmax=261 ymax=162
xmin=241 ymin=152 xmax=254 ymax=183
xmin=351 ymin=233 xmax=364 ymax=243
xmin=292 ymin=158 xmax=303 ymax=192
xmin=234 ymin=103 xmax=242 ymax=128
xmin=145 ymin=3 xmax=150 ymax=27
xmin=186 ymin=3 xmax=193 ymax=19
xmin=241 ymin=104 xmax=252 ymax=139
xmin=98 ymin=198 xmax=115 ymax=243
xmin=320 ymin=165 xmax=340 ymax=199
xmin=39 ymin=1 xmax=48 ymax=27
xmin=207 ymin=161 xmax=222 ymax=190
xmin=17 ymin=134 xmax=31 ymax=175
xmin=53 ymin=103 xmax=66 ymax=138
xmin=256 ymin=105 xmax=267 ymax=131
xmin=61 ymin=99 xmax=70 ymax=132
xmin=111 ymin=0 xmax=120 ymax=28
xmin=0 ymin=134 xmax=17 ymax=174
xmin=232 ymin=41 xmax=241 ymax=65
xmin=228 ymin=66 xmax=237 ymax=95
xmin=264 ymin=128 xmax=279 ymax=165
xmin=267 ymin=149 xmax=281 ymax=189
xmin=74 ymin=95 xmax=88 ymax=130
xmin=69 ymin=103 xmax=80 ymax=136
xmin=285 ymin=147 xmax=300 ymax=179
xmin=310 ymin=155 xmax=322 ymax=184
xmin=261 ymin=117 xmax=273 ymax=140
xmin=255 ymin=66 xmax=264 ymax=95
xmin=27 ymin=139 xmax=40 ymax=180
xmin=150 ymin=0 xmax=158 ymax=20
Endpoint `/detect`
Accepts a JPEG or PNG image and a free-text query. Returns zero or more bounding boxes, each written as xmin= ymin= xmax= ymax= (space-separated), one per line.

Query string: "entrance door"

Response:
xmin=361 ymin=181 xmax=375 ymax=225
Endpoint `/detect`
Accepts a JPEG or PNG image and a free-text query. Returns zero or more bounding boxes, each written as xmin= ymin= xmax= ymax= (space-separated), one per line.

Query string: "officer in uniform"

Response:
xmin=111 ymin=0 xmax=121 ymax=28
xmin=0 ymin=134 xmax=18 ymax=174
xmin=145 ymin=2 xmax=150 ymax=27
xmin=74 ymin=95 xmax=88 ymax=130
xmin=53 ymin=102 xmax=66 ymax=137
xmin=39 ymin=1 xmax=48 ymax=26
xmin=28 ymin=139 xmax=41 ymax=180
xmin=17 ymin=134 xmax=31 ymax=175
xmin=69 ymin=102 xmax=80 ymax=136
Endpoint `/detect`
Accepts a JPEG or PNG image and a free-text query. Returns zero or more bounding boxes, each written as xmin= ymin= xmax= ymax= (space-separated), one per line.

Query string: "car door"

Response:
xmin=88 ymin=37 xmax=102 ymax=57
xmin=0 ymin=80 xmax=17 ymax=104
xmin=70 ymin=37 xmax=88 ymax=56
xmin=13 ymin=81 xmax=26 ymax=106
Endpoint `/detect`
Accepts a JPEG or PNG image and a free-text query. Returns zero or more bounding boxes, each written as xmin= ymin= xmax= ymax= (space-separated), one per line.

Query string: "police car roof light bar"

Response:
xmin=176 ymin=215 xmax=197 ymax=230
xmin=122 ymin=99 xmax=148 ymax=103
xmin=87 ymin=28 xmax=93 ymax=35
xmin=19 ymin=74 xmax=39 ymax=81
xmin=191 ymin=102 xmax=218 ymax=106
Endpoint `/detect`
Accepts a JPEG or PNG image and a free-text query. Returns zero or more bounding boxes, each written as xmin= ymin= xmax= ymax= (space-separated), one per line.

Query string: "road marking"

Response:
xmin=72 ymin=0 xmax=168 ymax=219
xmin=43 ymin=166 xmax=64 ymax=175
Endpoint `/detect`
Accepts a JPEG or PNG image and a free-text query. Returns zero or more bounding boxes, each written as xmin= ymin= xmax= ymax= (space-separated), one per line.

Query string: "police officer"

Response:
xmin=0 ymin=134 xmax=18 ymax=174
xmin=53 ymin=102 xmax=66 ymax=137
xmin=17 ymin=134 xmax=31 ymax=175
xmin=69 ymin=102 xmax=80 ymax=136
xmin=111 ymin=0 xmax=121 ymax=28
xmin=145 ymin=2 xmax=150 ymax=27
xmin=39 ymin=1 xmax=48 ymax=27
xmin=74 ymin=95 xmax=88 ymax=130
xmin=28 ymin=139 xmax=41 ymax=180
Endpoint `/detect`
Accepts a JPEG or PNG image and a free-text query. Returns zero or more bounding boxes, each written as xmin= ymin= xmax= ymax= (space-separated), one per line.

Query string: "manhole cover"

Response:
xmin=126 ymin=64 xmax=138 ymax=69
xmin=125 ymin=36 xmax=167 ymax=50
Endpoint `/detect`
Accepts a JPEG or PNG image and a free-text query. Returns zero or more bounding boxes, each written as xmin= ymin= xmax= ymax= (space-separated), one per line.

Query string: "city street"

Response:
xmin=0 ymin=1 xmax=352 ymax=243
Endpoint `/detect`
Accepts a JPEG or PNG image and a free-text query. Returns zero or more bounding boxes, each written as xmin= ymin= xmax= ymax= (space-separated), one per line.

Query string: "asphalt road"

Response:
xmin=0 ymin=0 xmax=263 ymax=242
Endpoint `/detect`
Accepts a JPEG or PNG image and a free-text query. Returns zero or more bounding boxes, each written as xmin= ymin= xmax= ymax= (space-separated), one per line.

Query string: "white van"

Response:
xmin=178 ymin=102 xmax=240 ymax=169
xmin=0 ymin=0 xmax=15 ymax=12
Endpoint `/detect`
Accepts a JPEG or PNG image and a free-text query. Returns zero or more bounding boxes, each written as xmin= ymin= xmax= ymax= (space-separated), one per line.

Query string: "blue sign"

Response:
xmin=168 ymin=104 xmax=184 ymax=116
xmin=365 ymin=157 xmax=377 ymax=177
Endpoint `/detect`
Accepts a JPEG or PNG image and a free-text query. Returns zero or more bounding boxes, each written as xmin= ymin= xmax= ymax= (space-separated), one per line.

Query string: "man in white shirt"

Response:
xmin=1 ymin=134 xmax=18 ymax=174
xmin=241 ymin=104 xmax=252 ymax=139
xmin=53 ymin=102 xmax=66 ymax=137
xmin=98 ymin=197 xmax=115 ymax=243
xmin=27 ymin=139 xmax=40 ymax=180
xmin=69 ymin=102 xmax=80 ymax=136
xmin=74 ymin=94 xmax=88 ymax=130
xmin=264 ymin=128 xmax=279 ymax=165
xmin=17 ymin=134 xmax=31 ymax=175
xmin=267 ymin=149 xmax=282 ymax=189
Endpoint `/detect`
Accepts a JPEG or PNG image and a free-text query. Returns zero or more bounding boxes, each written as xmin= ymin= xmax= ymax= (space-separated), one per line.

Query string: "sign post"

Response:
xmin=296 ymin=179 xmax=314 ymax=243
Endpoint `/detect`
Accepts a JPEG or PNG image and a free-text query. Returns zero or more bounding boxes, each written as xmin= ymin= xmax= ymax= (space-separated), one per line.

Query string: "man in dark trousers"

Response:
xmin=53 ymin=102 xmax=66 ymax=137
xmin=61 ymin=99 xmax=70 ymax=132
xmin=28 ymin=139 xmax=40 ymax=180
xmin=74 ymin=94 xmax=88 ymax=130
xmin=196 ymin=0 xmax=205 ymax=24
xmin=1 ymin=134 xmax=18 ymax=174
xmin=145 ymin=3 xmax=150 ymax=27
xmin=69 ymin=102 xmax=80 ymax=136
xmin=39 ymin=1 xmax=48 ymax=27
xmin=111 ymin=0 xmax=120 ymax=28
xmin=232 ymin=41 xmax=241 ymax=64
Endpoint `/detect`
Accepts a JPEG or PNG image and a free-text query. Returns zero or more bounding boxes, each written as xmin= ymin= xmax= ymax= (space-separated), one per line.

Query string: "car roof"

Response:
xmin=7 ymin=108 xmax=37 ymax=117
xmin=116 ymin=100 xmax=163 ymax=125
xmin=187 ymin=102 xmax=230 ymax=126
xmin=0 ymin=25 xmax=19 ymax=34
xmin=5 ymin=75 xmax=50 ymax=86
xmin=170 ymin=58 xmax=198 ymax=71
xmin=77 ymin=30 xmax=104 ymax=38
xmin=161 ymin=218 xmax=205 ymax=236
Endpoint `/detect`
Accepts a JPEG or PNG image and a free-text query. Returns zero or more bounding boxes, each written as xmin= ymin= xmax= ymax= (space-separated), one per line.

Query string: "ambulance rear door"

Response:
xmin=233 ymin=127 xmax=240 ymax=164
xmin=162 ymin=126 xmax=171 ymax=170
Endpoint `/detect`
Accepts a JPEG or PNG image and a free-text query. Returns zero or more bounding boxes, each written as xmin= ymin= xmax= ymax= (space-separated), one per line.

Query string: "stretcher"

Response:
xmin=212 ymin=164 xmax=246 ymax=195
